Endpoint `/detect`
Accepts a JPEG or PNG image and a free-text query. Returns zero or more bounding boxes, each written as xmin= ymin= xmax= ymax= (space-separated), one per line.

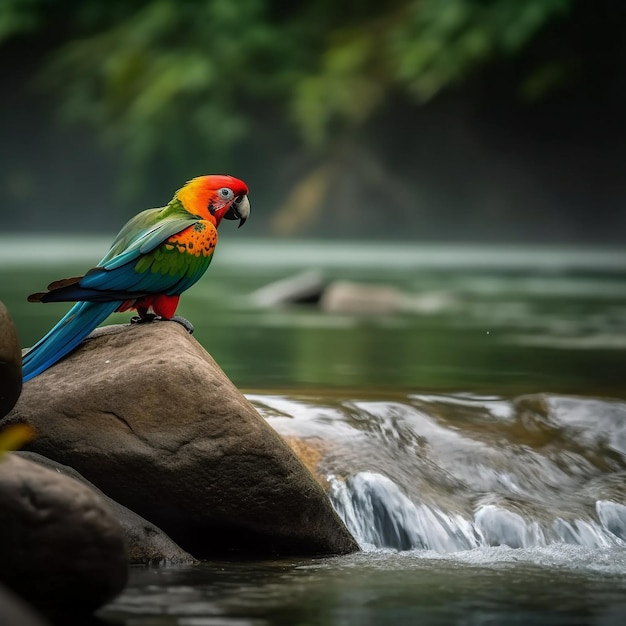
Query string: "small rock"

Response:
xmin=17 ymin=452 xmax=196 ymax=566
xmin=0 ymin=454 xmax=128 ymax=619
xmin=320 ymin=281 xmax=401 ymax=314
xmin=0 ymin=301 xmax=22 ymax=418
xmin=5 ymin=322 xmax=358 ymax=558
xmin=251 ymin=270 xmax=326 ymax=307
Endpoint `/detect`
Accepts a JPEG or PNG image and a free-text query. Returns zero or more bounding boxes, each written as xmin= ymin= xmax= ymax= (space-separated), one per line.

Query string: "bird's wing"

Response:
xmin=77 ymin=214 xmax=214 ymax=296
xmin=98 ymin=212 xmax=200 ymax=269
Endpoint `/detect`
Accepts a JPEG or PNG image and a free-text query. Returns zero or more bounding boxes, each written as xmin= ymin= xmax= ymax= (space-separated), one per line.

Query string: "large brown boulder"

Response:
xmin=5 ymin=322 xmax=358 ymax=558
xmin=0 ymin=301 xmax=21 ymax=418
xmin=0 ymin=454 xmax=127 ymax=619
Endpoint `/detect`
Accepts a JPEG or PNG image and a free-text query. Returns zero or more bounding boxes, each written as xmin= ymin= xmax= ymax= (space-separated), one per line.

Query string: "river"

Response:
xmin=1 ymin=237 xmax=626 ymax=625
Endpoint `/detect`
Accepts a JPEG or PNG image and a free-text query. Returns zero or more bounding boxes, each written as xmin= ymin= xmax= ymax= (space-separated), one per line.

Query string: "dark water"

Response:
xmin=102 ymin=550 xmax=626 ymax=626
xmin=1 ymin=237 xmax=626 ymax=625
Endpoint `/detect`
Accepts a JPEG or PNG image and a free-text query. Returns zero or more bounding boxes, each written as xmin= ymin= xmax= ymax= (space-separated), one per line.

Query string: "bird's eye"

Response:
xmin=218 ymin=188 xmax=234 ymax=200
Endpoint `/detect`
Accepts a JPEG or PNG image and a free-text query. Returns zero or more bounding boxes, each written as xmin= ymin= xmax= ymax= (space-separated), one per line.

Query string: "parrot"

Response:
xmin=22 ymin=174 xmax=250 ymax=383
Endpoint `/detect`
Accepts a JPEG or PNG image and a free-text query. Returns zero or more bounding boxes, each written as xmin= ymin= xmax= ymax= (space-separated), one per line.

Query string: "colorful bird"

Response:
xmin=22 ymin=174 xmax=250 ymax=382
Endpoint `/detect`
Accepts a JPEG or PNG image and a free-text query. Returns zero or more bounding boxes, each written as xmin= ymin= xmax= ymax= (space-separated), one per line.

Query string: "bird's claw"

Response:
xmin=130 ymin=313 xmax=193 ymax=334
xmin=130 ymin=313 xmax=157 ymax=324
xmin=168 ymin=315 xmax=195 ymax=334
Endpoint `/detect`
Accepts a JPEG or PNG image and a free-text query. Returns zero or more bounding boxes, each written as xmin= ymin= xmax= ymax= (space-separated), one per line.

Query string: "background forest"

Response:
xmin=0 ymin=0 xmax=624 ymax=242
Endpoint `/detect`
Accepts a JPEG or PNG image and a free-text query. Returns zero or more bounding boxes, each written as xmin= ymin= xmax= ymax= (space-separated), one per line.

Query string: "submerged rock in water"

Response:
xmin=251 ymin=270 xmax=326 ymax=306
xmin=0 ymin=301 xmax=22 ymax=418
xmin=5 ymin=322 xmax=358 ymax=558
xmin=319 ymin=281 xmax=458 ymax=315
xmin=320 ymin=281 xmax=402 ymax=314
xmin=17 ymin=451 xmax=195 ymax=565
xmin=0 ymin=454 xmax=127 ymax=619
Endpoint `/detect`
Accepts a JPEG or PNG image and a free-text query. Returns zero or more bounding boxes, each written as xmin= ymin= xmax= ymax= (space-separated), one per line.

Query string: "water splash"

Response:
xmin=329 ymin=472 xmax=482 ymax=552
xmin=328 ymin=471 xmax=625 ymax=552
xmin=596 ymin=500 xmax=626 ymax=541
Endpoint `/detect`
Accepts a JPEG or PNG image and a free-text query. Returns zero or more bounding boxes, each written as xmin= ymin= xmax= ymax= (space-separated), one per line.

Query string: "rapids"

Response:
xmin=253 ymin=393 xmax=626 ymax=553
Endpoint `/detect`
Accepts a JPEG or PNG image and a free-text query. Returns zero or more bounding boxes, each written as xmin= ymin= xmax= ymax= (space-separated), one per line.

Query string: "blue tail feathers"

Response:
xmin=22 ymin=301 xmax=120 ymax=382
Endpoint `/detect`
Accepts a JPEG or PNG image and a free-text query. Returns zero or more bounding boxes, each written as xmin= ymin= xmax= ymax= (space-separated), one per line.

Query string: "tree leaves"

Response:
xmin=0 ymin=0 xmax=574 ymax=194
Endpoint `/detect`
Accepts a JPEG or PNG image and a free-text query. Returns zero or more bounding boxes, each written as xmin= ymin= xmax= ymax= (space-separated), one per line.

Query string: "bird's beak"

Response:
xmin=224 ymin=194 xmax=250 ymax=228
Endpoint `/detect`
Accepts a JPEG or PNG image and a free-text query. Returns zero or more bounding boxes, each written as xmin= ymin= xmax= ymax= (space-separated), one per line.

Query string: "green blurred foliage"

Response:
xmin=0 ymin=0 xmax=572 ymax=193
xmin=293 ymin=0 xmax=571 ymax=145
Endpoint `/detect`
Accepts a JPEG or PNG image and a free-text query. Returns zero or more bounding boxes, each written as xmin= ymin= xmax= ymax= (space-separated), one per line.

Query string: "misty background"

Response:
xmin=0 ymin=0 xmax=624 ymax=243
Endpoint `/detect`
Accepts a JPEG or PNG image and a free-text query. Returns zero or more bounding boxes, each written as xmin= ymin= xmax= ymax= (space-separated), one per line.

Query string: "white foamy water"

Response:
xmin=328 ymin=471 xmax=625 ymax=553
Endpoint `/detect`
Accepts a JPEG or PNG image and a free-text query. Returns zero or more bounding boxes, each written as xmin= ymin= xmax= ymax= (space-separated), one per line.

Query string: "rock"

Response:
xmin=0 ymin=454 xmax=128 ymax=619
xmin=319 ymin=281 xmax=460 ymax=315
xmin=280 ymin=435 xmax=330 ymax=489
xmin=0 ymin=301 xmax=22 ymax=418
xmin=17 ymin=452 xmax=196 ymax=565
xmin=251 ymin=270 xmax=326 ymax=306
xmin=0 ymin=584 xmax=49 ymax=626
xmin=320 ymin=281 xmax=402 ymax=314
xmin=5 ymin=322 xmax=358 ymax=558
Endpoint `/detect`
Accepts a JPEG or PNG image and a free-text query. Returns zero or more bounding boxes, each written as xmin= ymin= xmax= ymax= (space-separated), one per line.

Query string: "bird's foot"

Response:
xmin=130 ymin=313 xmax=194 ymax=334
xmin=130 ymin=313 xmax=157 ymax=325
xmin=167 ymin=315 xmax=195 ymax=334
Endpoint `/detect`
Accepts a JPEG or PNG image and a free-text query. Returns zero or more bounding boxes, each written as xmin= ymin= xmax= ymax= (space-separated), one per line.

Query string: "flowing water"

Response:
xmin=255 ymin=393 xmax=626 ymax=552
xmin=1 ymin=237 xmax=626 ymax=625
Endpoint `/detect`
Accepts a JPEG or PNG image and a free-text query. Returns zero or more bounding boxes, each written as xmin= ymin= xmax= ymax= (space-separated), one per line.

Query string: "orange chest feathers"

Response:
xmin=164 ymin=221 xmax=218 ymax=257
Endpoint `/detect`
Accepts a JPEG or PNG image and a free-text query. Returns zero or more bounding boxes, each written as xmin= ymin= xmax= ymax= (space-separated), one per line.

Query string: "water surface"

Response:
xmin=103 ymin=548 xmax=626 ymax=626
xmin=2 ymin=237 xmax=625 ymax=395
xmin=2 ymin=237 xmax=626 ymax=625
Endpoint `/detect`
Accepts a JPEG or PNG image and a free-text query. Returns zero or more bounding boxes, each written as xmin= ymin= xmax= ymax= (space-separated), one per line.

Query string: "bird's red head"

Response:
xmin=176 ymin=174 xmax=250 ymax=227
